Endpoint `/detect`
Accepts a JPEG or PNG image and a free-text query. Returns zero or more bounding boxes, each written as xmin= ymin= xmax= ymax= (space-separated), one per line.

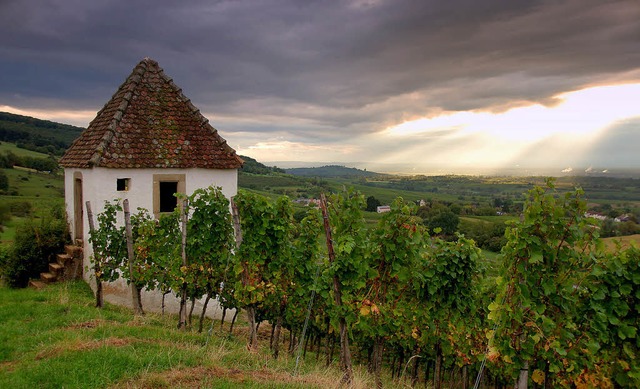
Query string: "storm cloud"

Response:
xmin=1 ymin=0 xmax=639 ymax=171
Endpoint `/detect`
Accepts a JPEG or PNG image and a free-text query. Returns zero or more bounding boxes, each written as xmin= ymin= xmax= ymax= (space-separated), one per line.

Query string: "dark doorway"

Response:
xmin=74 ymin=175 xmax=83 ymax=241
xmin=159 ymin=181 xmax=178 ymax=212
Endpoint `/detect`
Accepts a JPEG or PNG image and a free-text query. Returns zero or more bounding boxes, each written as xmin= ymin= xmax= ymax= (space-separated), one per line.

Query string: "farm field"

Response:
xmin=602 ymin=234 xmax=640 ymax=251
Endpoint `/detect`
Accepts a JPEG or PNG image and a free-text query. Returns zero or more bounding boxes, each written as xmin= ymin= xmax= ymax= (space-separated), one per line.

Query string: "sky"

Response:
xmin=0 ymin=0 xmax=639 ymax=175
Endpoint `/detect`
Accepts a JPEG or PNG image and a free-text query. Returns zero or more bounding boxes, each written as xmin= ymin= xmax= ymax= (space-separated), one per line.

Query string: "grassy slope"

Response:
xmin=0 ymin=281 xmax=380 ymax=389
xmin=0 ymin=163 xmax=64 ymax=245
xmin=4 ymin=168 xmax=64 ymax=197
xmin=602 ymin=234 xmax=640 ymax=251
xmin=0 ymin=141 xmax=53 ymax=158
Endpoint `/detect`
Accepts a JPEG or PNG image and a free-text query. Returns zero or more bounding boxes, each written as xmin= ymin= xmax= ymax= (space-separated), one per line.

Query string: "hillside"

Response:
xmin=0 ymin=111 xmax=84 ymax=156
xmin=239 ymin=155 xmax=285 ymax=175
xmin=286 ymin=165 xmax=382 ymax=178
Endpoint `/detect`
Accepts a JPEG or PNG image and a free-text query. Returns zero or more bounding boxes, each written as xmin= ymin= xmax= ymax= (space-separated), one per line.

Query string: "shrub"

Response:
xmin=9 ymin=201 xmax=33 ymax=217
xmin=0 ymin=246 xmax=8 ymax=285
xmin=1 ymin=207 xmax=69 ymax=287
xmin=0 ymin=203 xmax=10 ymax=226
xmin=0 ymin=170 xmax=8 ymax=192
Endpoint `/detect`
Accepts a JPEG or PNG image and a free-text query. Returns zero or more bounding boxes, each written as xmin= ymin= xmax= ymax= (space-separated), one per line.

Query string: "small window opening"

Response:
xmin=116 ymin=178 xmax=130 ymax=191
xmin=159 ymin=181 xmax=178 ymax=212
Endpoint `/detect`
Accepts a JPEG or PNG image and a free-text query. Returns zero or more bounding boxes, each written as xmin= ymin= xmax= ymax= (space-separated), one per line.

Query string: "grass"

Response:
xmin=464 ymin=215 xmax=518 ymax=224
xmin=0 ymin=141 xmax=52 ymax=159
xmin=602 ymin=234 xmax=640 ymax=252
xmin=0 ymin=281 xmax=381 ymax=389
xmin=0 ymin=166 xmax=64 ymax=246
xmin=3 ymin=168 xmax=64 ymax=197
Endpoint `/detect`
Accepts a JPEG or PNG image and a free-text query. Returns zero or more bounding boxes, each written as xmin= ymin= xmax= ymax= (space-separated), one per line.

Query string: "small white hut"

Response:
xmin=59 ymin=58 xmax=243 ymax=312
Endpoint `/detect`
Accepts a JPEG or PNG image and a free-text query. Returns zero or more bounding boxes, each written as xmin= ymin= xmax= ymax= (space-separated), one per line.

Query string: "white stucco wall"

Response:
xmin=63 ymin=167 xmax=238 ymax=318
xmin=65 ymin=168 xmax=237 ymax=225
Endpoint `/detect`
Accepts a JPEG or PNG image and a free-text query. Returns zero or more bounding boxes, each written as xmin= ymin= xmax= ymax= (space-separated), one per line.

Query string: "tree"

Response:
xmin=365 ymin=195 xmax=381 ymax=212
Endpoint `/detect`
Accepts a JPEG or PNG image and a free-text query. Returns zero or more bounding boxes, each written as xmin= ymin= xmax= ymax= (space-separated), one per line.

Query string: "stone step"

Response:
xmin=57 ymin=253 xmax=73 ymax=266
xmin=40 ymin=272 xmax=57 ymax=283
xmin=65 ymin=244 xmax=83 ymax=258
xmin=49 ymin=262 xmax=64 ymax=275
xmin=29 ymin=279 xmax=47 ymax=289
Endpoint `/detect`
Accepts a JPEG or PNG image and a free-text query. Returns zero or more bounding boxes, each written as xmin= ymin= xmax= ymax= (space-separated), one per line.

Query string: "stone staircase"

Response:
xmin=29 ymin=240 xmax=83 ymax=289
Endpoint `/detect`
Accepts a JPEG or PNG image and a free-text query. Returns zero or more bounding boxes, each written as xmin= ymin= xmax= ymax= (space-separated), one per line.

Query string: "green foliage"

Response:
xmin=488 ymin=179 xmax=604 ymax=386
xmin=183 ymin=187 xmax=235 ymax=301
xmin=0 ymin=207 xmax=68 ymax=287
xmin=239 ymin=155 xmax=285 ymax=174
xmin=323 ymin=190 xmax=370 ymax=331
xmin=134 ymin=209 xmax=182 ymax=295
xmin=232 ymin=190 xmax=294 ymax=309
xmin=81 ymin=180 xmax=639 ymax=386
xmin=365 ymin=195 xmax=381 ymax=212
xmin=286 ymin=208 xmax=324 ymax=330
xmin=9 ymin=200 xmax=33 ymax=217
xmin=458 ymin=218 xmax=507 ymax=252
xmin=0 ymin=170 xmax=8 ymax=192
xmin=287 ymin=165 xmax=380 ymax=178
xmin=418 ymin=202 xmax=460 ymax=237
xmin=0 ymin=202 xmax=10 ymax=228
xmin=584 ymin=245 xmax=640 ymax=387
xmin=0 ymin=111 xmax=83 ymax=156
xmin=89 ymin=201 xmax=126 ymax=284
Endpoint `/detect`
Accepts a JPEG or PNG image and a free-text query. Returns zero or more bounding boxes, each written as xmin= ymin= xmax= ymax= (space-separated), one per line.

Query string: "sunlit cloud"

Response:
xmin=381 ymin=83 xmax=640 ymax=171
xmin=0 ymin=105 xmax=93 ymax=127
xmin=237 ymin=140 xmax=359 ymax=162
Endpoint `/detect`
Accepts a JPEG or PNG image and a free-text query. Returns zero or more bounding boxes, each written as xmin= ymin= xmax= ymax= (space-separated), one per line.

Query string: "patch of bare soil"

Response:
xmin=35 ymin=337 xmax=133 ymax=360
xmin=0 ymin=361 xmax=18 ymax=373
xmin=113 ymin=365 xmax=333 ymax=388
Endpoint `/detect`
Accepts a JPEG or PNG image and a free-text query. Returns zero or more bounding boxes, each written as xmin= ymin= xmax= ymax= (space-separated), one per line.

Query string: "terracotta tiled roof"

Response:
xmin=60 ymin=58 xmax=243 ymax=169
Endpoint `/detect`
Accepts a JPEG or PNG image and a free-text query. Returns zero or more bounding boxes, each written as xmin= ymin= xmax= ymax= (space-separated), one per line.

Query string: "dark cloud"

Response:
xmin=0 ymin=0 xmax=638 ymax=138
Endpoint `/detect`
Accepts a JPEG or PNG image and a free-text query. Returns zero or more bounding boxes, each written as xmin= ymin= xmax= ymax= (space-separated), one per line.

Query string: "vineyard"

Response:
xmin=88 ymin=180 xmax=639 ymax=388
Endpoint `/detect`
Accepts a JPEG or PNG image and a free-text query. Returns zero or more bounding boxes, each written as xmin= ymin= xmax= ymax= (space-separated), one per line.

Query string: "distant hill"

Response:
xmin=0 ymin=112 xmax=84 ymax=156
xmin=239 ymin=155 xmax=286 ymax=175
xmin=286 ymin=165 xmax=382 ymax=178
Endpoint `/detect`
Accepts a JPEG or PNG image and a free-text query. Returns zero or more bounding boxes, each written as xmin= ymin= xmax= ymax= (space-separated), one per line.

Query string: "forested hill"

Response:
xmin=0 ymin=112 xmax=84 ymax=156
xmin=239 ymin=155 xmax=286 ymax=175
xmin=286 ymin=165 xmax=382 ymax=178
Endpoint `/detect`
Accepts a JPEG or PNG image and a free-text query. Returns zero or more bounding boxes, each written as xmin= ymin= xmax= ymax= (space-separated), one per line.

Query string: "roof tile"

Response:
xmin=60 ymin=58 xmax=243 ymax=170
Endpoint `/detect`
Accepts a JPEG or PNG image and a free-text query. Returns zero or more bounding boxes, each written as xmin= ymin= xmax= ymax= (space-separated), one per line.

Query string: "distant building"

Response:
xmin=377 ymin=205 xmax=391 ymax=213
xmin=294 ymin=198 xmax=321 ymax=206
xmin=585 ymin=212 xmax=607 ymax=221
xmin=614 ymin=214 xmax=632 ymax=223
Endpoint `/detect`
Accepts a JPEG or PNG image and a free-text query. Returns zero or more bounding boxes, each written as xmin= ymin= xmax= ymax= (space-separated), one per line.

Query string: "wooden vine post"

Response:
xmin=231 ymin=198 xmax=258 ymax=351
xmin=320 ymin=193 xmax=353 ymax=385
xmin=85 ymin=201 xmax=103 ymax=308
xmin=123 ymin=199 xmax=144 ymax=315
xmin=178 ymin=199 xmax=189 ymax=329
